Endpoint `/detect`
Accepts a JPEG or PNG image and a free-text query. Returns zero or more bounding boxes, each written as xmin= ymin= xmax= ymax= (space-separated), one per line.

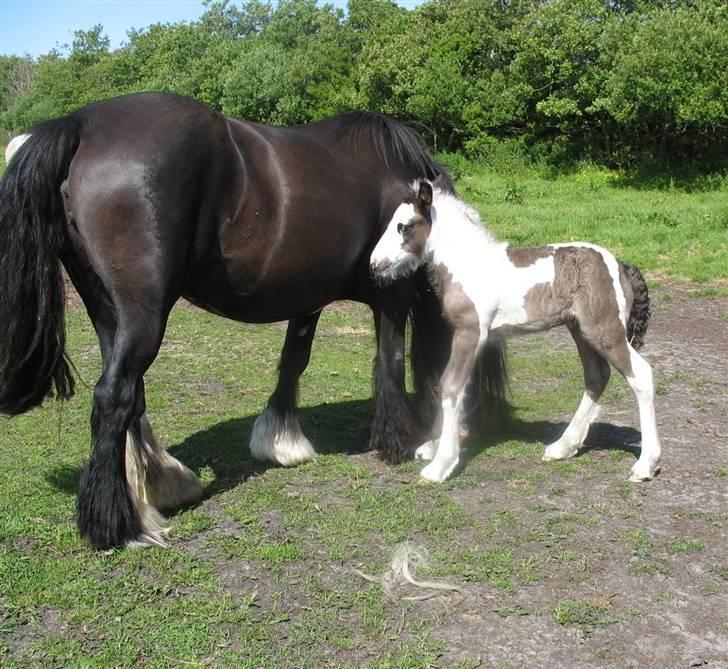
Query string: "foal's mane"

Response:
xmin=336 ymin=112 xmax=453 ymax=190
xmin=429 ymin=186 xmax=499 ymax=248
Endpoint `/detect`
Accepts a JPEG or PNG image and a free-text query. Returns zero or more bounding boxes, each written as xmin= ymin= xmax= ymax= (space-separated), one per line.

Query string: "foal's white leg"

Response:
xmin=542 ymin=392 xmax=600 ymax=461
xmin=543 ymin=329 xmax=610 ymax=463
xmin=126 ymin=413 xmax=203 ymax=511
xmin=419 ymin=322 xmax=480 ymax=483
xmin=250 ymin=407 xmax=316 ymax=466
xmin=420 ymin=391 xmax=465 ymax=482
xmin=624 ymin=347 xmax=661 ymax=482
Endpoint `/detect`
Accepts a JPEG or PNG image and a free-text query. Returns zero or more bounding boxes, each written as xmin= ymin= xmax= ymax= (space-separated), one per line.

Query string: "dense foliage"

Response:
xmin=1 ymin=0 xmax=726 ymax=167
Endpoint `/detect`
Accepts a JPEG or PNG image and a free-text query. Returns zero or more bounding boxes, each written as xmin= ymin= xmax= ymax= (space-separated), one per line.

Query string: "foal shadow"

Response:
xmin=460 ymin=410 xmax=642 ymax=466
xmin=45 ymin=399 xmax=376 ymax=500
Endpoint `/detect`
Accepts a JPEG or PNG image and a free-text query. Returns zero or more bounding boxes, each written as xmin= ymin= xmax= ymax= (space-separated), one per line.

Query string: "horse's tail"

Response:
xmin=0 ymin=114 xmax=82 ymax=415
xmin=410 ymin=269 xmax=509 ymax=433
xmin=621 ymin=262 xmax=651 ymax=350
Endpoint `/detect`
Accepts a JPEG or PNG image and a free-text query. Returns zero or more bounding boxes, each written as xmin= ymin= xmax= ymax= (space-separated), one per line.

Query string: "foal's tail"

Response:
xmin=621 ymin=262 xmax=651 ymax=350
xmin=0 ymin=115 xmax=82 ymax=415
xmin=410 ymin=269 xmax=509 ymax=432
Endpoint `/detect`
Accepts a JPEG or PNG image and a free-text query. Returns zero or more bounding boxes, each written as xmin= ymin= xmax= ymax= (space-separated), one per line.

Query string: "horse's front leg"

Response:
xmin=250 ymin=312 xmax=321 ymax=466
xmin=370 ymin=281 xmax=424 ymax=464
xmin=420 ymin=328 xmax=480 ymax=483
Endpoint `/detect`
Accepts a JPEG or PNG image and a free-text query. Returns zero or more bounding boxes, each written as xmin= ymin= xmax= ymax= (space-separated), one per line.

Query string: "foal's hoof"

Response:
xmin=415 ymin=441 xmax=437 ymax=461
xmin=419 ymin=459 xmax=457 ymax=483
xmin=542 ymin=441 xmax=579 ymax=462
xmin=629 ymin=461 xmax=659 ymax=482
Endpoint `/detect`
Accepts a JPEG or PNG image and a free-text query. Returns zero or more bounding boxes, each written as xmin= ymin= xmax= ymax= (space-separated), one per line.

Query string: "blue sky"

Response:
xmin=0 ymin=1 xmax=423 ymax=58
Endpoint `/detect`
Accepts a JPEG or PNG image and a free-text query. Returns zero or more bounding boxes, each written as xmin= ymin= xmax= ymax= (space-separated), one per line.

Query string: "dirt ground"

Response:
xmin=411 ymin=285 xmax=728 ymax=668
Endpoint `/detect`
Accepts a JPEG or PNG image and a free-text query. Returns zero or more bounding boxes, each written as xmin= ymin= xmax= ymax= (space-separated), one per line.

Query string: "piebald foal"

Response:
xmin=370 ymin=181 xmax=661 ymax=484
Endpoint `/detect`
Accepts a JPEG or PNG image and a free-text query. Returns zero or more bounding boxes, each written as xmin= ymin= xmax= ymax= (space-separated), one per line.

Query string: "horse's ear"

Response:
xmin=417 ymin=180 xmax=433 ymax=210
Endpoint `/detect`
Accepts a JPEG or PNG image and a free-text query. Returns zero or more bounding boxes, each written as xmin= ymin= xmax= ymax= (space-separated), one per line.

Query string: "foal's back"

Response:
xmin=489 ymin=243 xmax=632 ymax=339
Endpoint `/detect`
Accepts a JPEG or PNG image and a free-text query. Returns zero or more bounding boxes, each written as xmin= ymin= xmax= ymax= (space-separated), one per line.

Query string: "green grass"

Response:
xmin=552 ymin=598 xmax=617 ymax=637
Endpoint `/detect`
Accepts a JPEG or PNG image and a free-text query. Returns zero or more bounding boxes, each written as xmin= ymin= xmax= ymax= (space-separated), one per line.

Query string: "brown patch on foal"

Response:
xmin=429 ymin=263 xmax=480 ymax=400
xmin=400 ymin=211 xmax=432 ymax=260
xmin=553 ymin=246 xmax=633 ymax=375
xmin=506 ymin=245 xmax=554 ymax=268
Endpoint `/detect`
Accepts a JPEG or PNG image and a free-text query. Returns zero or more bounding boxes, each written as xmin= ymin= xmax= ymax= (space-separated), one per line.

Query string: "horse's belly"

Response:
xmin=182 ymin=257 xmax=354 ymax=323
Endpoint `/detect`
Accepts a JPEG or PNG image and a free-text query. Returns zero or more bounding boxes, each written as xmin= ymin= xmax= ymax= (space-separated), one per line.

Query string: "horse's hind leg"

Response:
xmin=250 ymin=312 xmax=320 ymax=466
xmin=125 ymin=384 xmax=202 ymax=511
xmin=77 ymin=309 xmax=176 ymax=548
xmin=543 ymin=327 xmax=610 ymax=462
xmin=77 ymin=298 xmax=201 ymax=545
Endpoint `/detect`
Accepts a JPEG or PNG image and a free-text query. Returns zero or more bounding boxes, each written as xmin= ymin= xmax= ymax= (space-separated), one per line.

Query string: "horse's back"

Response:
xmin=62 ymin=94 xmax=430 ymax=321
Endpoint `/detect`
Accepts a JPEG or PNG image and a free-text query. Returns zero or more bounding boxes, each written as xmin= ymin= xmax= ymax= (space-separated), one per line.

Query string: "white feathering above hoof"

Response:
xmin=126 ymin=418 xmax=203 ymax=512
xmin=250 ymin=407 xmax=317 ymax=466
xmin=126 ymin=503 xmax=170 ymax=549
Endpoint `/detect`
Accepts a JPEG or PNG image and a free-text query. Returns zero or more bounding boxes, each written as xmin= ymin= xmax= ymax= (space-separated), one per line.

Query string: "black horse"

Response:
xmin=0 ymin=92 xmax=506 ymax=549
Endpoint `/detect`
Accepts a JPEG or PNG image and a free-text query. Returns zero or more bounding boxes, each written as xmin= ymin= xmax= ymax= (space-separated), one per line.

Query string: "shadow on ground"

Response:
xmin=45 ymin=399 xmax=642 ymax=498
xmin=460 ymin=410 xmax=642 ymax=468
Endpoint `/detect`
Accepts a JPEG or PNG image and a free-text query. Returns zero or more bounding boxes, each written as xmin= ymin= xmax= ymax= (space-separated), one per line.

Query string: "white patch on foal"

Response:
xmin=371 ymin=201 xmax=423 ymax=281
xmin=489 ymin=254 xmax=555 ymax=333
xmin=250 ymin=406 xmax=317 ymax=466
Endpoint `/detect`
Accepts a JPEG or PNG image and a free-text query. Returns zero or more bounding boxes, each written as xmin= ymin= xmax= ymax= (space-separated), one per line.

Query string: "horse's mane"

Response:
xmin=336 ymin=112 xmax=454 ymax=191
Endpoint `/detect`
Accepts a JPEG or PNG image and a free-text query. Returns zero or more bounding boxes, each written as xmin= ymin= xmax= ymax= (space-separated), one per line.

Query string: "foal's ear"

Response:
xmin=417 ymin=180 xmax=433 ymax=210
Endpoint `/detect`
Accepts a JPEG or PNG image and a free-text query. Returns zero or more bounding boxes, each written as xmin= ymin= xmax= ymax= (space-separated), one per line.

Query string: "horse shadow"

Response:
xmin=45 ymin=398 xmax=377 ymax=500
xmin=45 ymin=399 xmax=642 ymax=497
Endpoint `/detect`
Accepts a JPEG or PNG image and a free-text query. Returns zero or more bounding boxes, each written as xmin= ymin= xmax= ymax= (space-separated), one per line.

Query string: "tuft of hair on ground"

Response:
xmin=353 ymin=542 xmax=463 ymax=601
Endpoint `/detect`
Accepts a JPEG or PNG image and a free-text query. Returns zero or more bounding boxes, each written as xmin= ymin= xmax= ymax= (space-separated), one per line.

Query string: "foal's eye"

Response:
xmin=397 ymin=223 xmax=404 ymax=235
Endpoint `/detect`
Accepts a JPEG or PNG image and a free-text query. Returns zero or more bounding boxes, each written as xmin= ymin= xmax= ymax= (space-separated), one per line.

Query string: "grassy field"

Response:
xmin=1 ymin=162 xmax=727 ymax=667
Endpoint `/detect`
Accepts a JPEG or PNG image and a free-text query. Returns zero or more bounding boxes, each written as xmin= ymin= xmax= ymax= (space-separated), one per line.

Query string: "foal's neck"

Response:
xmin=428 ymin=197 xmax=504 ymax=270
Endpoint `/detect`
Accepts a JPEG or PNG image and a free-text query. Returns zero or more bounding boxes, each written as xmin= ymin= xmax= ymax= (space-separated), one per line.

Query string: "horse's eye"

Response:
xmin=397 ymin=223 xmax=404 ymax=235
